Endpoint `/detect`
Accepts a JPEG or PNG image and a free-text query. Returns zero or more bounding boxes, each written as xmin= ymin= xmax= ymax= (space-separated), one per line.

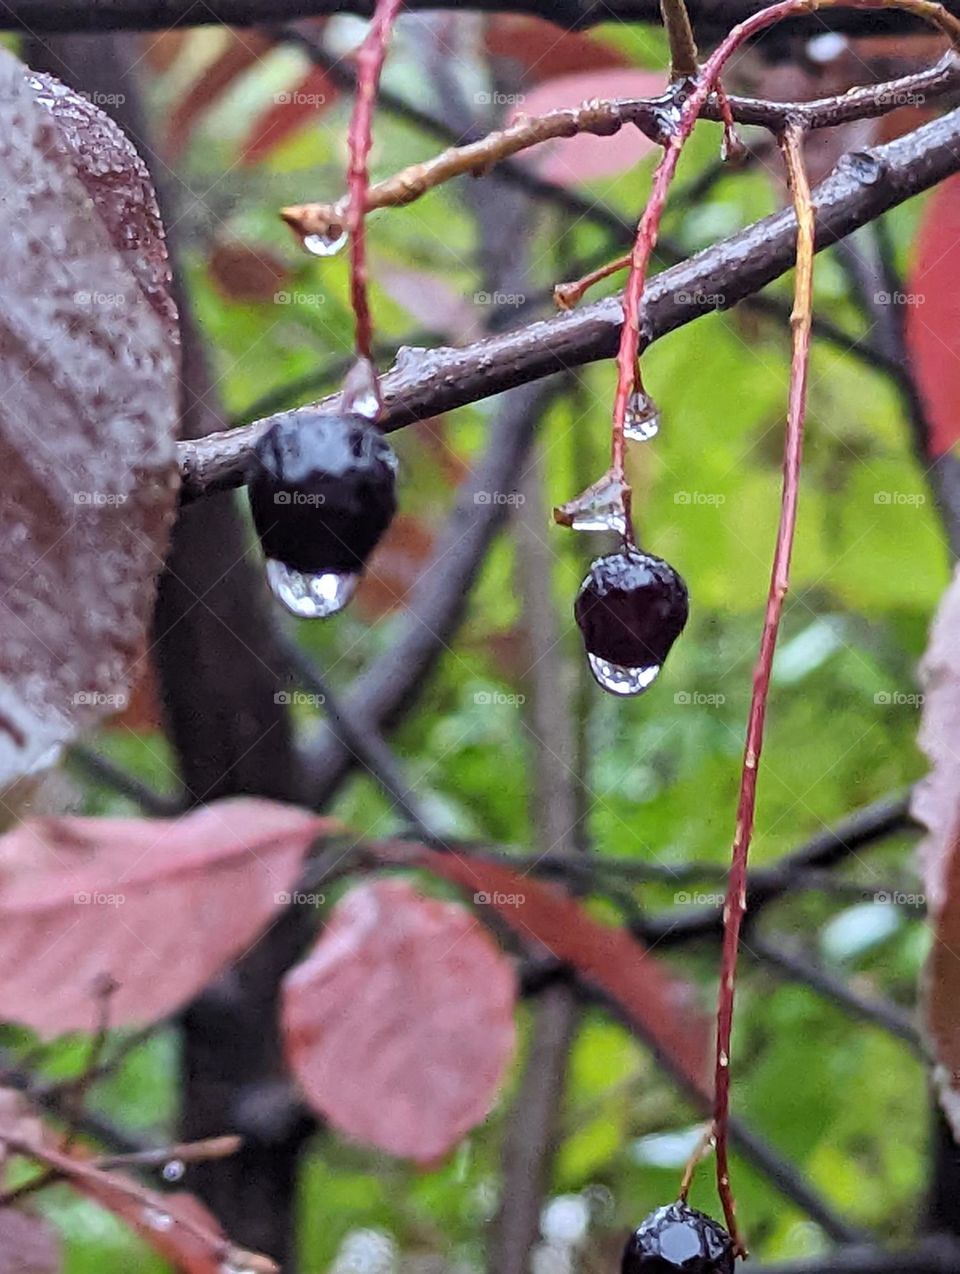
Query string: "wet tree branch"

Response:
xmin=181 ymin=108 xmax=960 ymax=499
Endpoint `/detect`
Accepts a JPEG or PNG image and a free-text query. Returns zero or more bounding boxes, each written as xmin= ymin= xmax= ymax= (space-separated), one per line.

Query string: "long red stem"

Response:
xmin=347 ymin=0 xmax=404 ymax=363
xmin=610 ymin=0 xmax=960 ymax=481
xmin=711 ymin=124 xmax=814 ymax=1255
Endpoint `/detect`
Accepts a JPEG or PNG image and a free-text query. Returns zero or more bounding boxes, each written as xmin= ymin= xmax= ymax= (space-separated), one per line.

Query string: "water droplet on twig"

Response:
xmin=624 ymin=390 xmax=660 ymax=443
xmin=341 ymin=356 xmax=382 ymax=421
xmin=303 ymin=228 xmax=347 ymax=257
xmin=162 ymin=1159 xmax=185 ymax=1182
xmin=554 ymin=471 xmax=629 ymax=535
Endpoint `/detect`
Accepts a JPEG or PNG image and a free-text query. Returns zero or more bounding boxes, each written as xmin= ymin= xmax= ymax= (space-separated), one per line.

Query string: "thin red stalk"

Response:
xmin=711 ymin=122 xmax=814 ymax=1256
xmin=347 ymin=0 xmax=404 ymax=363
xmin=610 ymin=0 xmax=960 ymax=482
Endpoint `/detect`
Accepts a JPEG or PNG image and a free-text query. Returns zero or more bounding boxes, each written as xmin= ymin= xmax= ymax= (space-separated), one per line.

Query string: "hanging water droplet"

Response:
xmin=624 ymin=390 xmax=660 ymax=443
xmin=341 ymin=356 xmax=382 ymax=421
xmin=266 ymin=559 xmax=359 ymax=619
xmin=303 ymin=227 xmax=347 ymax=257
xmin=162 ymin=1159 xmax=185 ymax=1182
xmin=587 ymin=654 xmax=660 ymax=697
xmin=142 ymin=1206 xmax=173 ymax=1232
xmin=554 ymin=472 xmax=628 ymax=535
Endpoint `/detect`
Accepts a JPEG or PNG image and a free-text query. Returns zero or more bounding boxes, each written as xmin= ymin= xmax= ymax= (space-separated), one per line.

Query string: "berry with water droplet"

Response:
xmin=575 ymin=549 xmax=688 ymax=696
xmin=249 ymin=411 xmax=397 ymax=618
xmin=622 ymin=1202 xmax=734 ymax=1274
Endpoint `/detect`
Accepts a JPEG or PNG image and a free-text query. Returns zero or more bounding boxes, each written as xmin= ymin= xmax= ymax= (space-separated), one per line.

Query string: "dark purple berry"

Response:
xmin=621 ymin=1202 xmax=734 ymax=1274
xmin=574 ymin=548 xmax=688 ymax=672
xmin=249 ymin=410 xmax=397 ymax=575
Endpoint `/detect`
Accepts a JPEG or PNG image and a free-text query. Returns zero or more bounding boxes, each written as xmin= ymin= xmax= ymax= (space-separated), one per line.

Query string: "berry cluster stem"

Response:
xmin=347 ymin=0 xmax=405 ymax=363
xmin=711 ymin=121 xmax=814 ymax=1256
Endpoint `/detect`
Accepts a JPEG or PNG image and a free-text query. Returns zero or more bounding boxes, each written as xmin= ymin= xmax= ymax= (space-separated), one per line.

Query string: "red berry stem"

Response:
xmin=347 ymin=0 xmax=405 ymax=364
xmin=711 ymin=121 xmax=813 ymax=1257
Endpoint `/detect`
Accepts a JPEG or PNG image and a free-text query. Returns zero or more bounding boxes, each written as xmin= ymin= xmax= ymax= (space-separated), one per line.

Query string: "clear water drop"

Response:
xmin=303 ymin=228 xmax=347 ymax=257
xmin=142 ymin=1206 xmax=173 ymax=1232
xmin=624 ymin=391 xmax=660 ymax=443
xmin=587 ymin=654 xmax=660 ymax=697
xmin=266 ymin=559 xmax=359 ymax=619
xmin=162 ymin=1159 xmax=185 ymax=1182
xmin=554 ymin=473 xmax=628 ymax=535
xmin=341 ymin=356 xmax=382 ymax=421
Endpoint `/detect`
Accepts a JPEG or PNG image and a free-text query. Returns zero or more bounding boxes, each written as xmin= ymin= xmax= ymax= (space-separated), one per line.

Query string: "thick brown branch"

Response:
xmin=7 ymin=0 xmax=960 ymax=37
xmin=181 ymin=107 xmax=960 ymax=500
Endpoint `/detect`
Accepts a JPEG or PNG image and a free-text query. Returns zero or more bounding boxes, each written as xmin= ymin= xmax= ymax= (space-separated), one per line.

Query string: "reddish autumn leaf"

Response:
xmin=0 ymin=1208 xmax=59 ymax=1274
xmin=484 ymin=16 xmax=628 ymax=82
xmin=925 ymin=822 xmax=960 ymax=1139
xmin=166 ymin=29 xmax=276 ymax=159
xmin=29 ymin=71 xmax=178 ymax=350
xmin=356 ymin=514 xmax=436 ymax=618
xmin=0 ymin=799 xmax=334 ymax=1036
xmin=139 ymin=30 xmax=190 ymax=75
xmin=376 ymin=847 xmax=711 ymax=1097
xmin=282 ymin=879 xmax=517 ymax=1162
xmin=913 ymin=565 xmax=960 ymax=910
xmin=508 ymin=71 xmax=663 ymax=187
xmin=241 ymin=63 xmax=339 ymax=164
xmin=0 ymin=55 xmax=180 ymax=788
xmin=208 ymin=238 xmax=293 ymax=303
xmin=906 ymin=173 xmax=960 ymax=457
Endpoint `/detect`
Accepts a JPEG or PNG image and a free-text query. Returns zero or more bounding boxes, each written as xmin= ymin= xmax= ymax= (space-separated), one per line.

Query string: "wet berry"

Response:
xmin=574 ymin=549 xmax=688 ymax=694
xmin=621 ymin=1202 xmax=734 ymax=1274
xmin=249 ymin=410 xmax=397 ymax=575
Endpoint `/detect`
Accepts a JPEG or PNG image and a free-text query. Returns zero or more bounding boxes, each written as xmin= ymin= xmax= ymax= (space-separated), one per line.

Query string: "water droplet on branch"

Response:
xmin=341 ymin=356 xmax=382 ymax=421
xmin=142 ymin=1206 xmax=173 ymax=1232
xmin=266 ymin=560 xmax=359 ymax=620
xmin=554 ymin=471 xmax=630 ymax=535
xmin=162 ymin=1159 xmax=185 ymax=1182
xmin=303 ymin=227 xmax=347 ymax=257
xmin=625 ymin=390 xmax=660 ymax=443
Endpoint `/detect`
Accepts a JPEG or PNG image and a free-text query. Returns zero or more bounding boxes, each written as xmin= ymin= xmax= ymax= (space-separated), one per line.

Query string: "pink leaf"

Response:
xmin=912 ymin=564 xmax=960 ymax=910
xmin=906 ymin=171 xmax=960 ymax=457
xmin=0 ymin=54 xmax=180 ymax=785
xmin=374 ymin=846 xmax=712 ymax=1098
xmin=0 ymin=800 xmax=333 ymax=1036
xmin=508 ymin=71 xmax=664 ymax=187
xmin=0 ymin=1208 xmax=59 ymax=1274
xmin=282 ymin=879 xmax=517 ymax=1162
